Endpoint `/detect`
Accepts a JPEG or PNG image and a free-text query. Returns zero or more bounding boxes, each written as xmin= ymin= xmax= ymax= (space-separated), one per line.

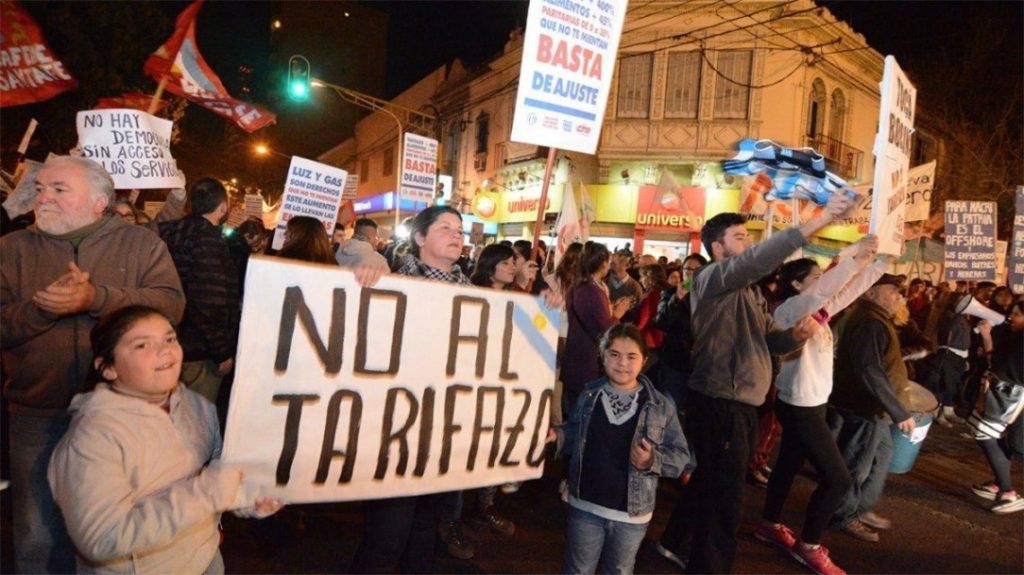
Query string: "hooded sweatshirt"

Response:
xmin=335 ymin=236 xmax=388 ymax=270
xmin=48 ymin=384 xmax=241 ymax=574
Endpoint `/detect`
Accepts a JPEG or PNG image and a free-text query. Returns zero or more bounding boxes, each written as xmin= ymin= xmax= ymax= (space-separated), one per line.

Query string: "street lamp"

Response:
xmin=311 ymin=76 xmax=436 ymax=232
xmin=253 ymin=143 xmax=290 ymax=160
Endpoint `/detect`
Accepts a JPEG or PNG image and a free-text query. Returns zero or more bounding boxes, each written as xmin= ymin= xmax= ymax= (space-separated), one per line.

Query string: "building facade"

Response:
xmin=320 ymin=0 xmax=906 ymax=258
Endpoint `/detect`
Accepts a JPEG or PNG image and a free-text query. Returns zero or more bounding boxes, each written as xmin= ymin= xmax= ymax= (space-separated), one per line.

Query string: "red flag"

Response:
xmin=144 ymin=0 xmax=275 ymax=132
xmin=96 ymin=92 xmax=168 ymax=113
xmin=0 ymin=1 xmax=78 ymax=107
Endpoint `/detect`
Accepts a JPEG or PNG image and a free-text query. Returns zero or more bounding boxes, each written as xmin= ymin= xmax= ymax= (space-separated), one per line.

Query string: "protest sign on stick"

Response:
xmin=399 ymin=133 xmax=437 ymax=204
xmin=1009 ymin=186 xmax=1024 ymax=294
xmin=944 ymin=200 xmax=997 ymax=281
xmin=905 ymin=161 xmax=935 ymax=223
xmin=271 ymin=156 xmax=348 ymax=250
xmin=222 ymin=257 xmax=559 ymax=503
xmin=510 ymin=0 xmax=627 ymax=154
xmin=244 ymin=194 xmax=264 ymax=220
xmin=76 ymin=108 xmax=185 ymax=189
xmin=869 ymin=56 xmax=916 ymax=256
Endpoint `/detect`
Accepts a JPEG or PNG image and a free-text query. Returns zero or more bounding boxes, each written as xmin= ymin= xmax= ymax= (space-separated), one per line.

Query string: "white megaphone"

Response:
xmin=954 ymin=294 xmax=1006 ymax=326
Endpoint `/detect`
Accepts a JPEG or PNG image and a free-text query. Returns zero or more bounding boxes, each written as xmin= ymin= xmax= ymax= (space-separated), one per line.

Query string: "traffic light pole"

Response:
xmin=311 ymin=78 xmax=438 ymax=237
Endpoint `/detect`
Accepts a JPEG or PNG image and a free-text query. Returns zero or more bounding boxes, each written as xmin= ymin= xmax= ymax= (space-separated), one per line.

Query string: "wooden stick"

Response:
xmin=148 ymin=77 xmax=169 ymax=115
xmin=530 ymin=146 xmax=559 ymax=259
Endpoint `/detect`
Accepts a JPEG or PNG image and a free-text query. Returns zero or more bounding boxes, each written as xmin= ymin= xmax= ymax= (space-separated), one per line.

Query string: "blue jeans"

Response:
xmin=9 ymin=412 xmax=76 ymax=574
xmin=563 ymin=507 xmax=648 ymax=575
xmin=827 ymin=408 xmax=894 ymax=528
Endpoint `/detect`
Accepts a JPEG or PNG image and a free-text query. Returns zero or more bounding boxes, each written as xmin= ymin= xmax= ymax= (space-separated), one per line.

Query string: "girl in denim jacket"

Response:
xmin=548 ymin=323 xmax=693 ymax=575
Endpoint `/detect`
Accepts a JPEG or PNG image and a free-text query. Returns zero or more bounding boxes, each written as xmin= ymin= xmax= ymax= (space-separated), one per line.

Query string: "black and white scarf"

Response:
xmin=600 ymin=383 xmax=641 ymax=426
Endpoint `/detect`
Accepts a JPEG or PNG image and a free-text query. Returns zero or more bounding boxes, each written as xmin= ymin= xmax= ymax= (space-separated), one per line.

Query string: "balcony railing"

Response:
xmin=804 ymin=134 xmax=863 ymax=180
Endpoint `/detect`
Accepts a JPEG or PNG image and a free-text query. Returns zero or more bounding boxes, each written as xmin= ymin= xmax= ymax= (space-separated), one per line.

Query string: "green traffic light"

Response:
xmin=290 ymin=81 xmax=308 ymax=99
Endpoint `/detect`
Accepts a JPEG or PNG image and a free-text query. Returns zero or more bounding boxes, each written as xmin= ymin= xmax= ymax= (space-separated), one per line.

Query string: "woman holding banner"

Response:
xmin=352 ymin=205 xmax=472 ymax=573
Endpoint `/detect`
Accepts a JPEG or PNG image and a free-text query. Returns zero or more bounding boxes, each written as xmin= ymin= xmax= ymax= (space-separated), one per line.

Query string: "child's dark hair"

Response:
xmin=599 ymin=323 xmax=649 ymax=360
xmin=89 ymin=306 xmax=175 ymax=386
xmin=777 ymin=258 xmax=819 ymax=300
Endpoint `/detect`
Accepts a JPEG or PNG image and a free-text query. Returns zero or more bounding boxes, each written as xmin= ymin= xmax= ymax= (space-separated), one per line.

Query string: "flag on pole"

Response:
xmin=144 ymin=0 xmax=275 ymax=132
xmin=0 ymin=1 xmax=78 ymax=107
xmin=96 ymin=92 xmax=169 ymax=113
xmin=578 ymin=182 xmax=596 ymax=242
xmin=553 ymin=181 xmax=582 ymax=268
xmin=654 ymin=167 xmax=695 ymax=216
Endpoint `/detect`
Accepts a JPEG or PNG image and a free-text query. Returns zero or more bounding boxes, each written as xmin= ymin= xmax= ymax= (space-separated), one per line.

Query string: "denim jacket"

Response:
xmin=555 ymin=375 xmax=695 ymax=517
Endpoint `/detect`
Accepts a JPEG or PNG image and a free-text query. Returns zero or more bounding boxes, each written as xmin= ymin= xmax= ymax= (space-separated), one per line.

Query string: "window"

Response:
xmin=808 ymin=78 xmax=826 ymax=137
xmin=475 ymin=113 xmax=489 ymax=155
xmin=616 ymin=53 xmax=653 ymax=118
xmin=664 ymin=52 xmax=701 ymax=118
xmin=829 ymin=88 xmax=846 ymax=141
xmin=360 ymin=159 xmax=369 ymax=183
xmin=383 ymin=147 xmax=394 ymax=177
xmin=444 ymin=119 xmax=460 ymax=176
xmin=713 ymin=51 xmax=752 ymax=119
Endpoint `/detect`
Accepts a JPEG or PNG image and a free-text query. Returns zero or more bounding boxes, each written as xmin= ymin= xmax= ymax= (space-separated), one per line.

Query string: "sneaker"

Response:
xmin=748 ymin=468 xmax=770 ymax=489
xmin=653 ymin=541 xmax=687 ymax=571
xmin=991 ymin=492 xmax=1024 ymax=514
xmin=439 ymin=520 xmax=475 ymax=560
xmin=754 ymin=522 xmax=797 ymax=551
xmin=469 ymin=506 xmax=515 ymax=536
xmin=790 ymin=543 xmax=846 ymax=575
xmin=858 ymin=511 xmax=891 ymax=530
xmin=500 ymin=481 xmax=522 ymax=494
xmin=971 ymin=480 xmax=1000 ymax=500
xmin=838 ymin=519 xmax=878 ymax=542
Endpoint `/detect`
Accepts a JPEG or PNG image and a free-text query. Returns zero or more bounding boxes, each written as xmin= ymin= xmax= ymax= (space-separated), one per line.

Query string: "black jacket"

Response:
xmin=158 ymin=216 xmax=240 ymax=363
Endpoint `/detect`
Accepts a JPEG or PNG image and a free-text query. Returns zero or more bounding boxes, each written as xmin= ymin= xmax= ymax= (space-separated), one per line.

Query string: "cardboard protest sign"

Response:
xmin=1010 ymin=186 xmax=1024 ymax=294
xmin=271 ymin=156 xmax=348 ymax=250
xmin=399 ymin=133 xmax=437 ymax=204
xmin=510 ymin=0 xmax=627 ymax=154
xmin=869 ymin=56 xmax=916 ymax=255
xmin=244 ymin=193 xmax=263 ymax=220
xmin=996 ymin=240 xmax=1008 ymax=285
xmin=222 ymin=257 xmax=559 ymax=503
xmin=343 ymin=174 xmax=358 ymax=200
xmin=944 ymin=201 xmax=997 ymax=281
xmin=2 ymin=159 xmax=42 ymax=218
xmin=905 ymin=161 xmax=934 ymax=222
xmin=76 ymin=109 xmax=185 ymax=189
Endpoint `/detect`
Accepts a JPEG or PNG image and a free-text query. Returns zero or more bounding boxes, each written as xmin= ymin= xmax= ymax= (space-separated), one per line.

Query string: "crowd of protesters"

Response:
xmin=1 ymin=156 xmax=1022 ymax=575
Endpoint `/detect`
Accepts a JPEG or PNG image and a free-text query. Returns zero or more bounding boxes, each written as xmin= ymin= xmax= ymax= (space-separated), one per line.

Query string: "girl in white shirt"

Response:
xmin=754 ymin=235 xmax=886 ymax=575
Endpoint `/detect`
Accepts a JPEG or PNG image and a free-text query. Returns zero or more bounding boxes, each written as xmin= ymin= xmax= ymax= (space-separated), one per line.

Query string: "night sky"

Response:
xmin=177 ymin=0 xmax=1024 ymax=149
xmin=4 ymin=1 xmax=1020 ymax=175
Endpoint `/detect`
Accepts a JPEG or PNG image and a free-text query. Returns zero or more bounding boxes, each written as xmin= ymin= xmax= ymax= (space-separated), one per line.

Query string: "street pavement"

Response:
xmin=2 ymin=421 xmax=1020 ymax=573
xmin=215 ymin=422 xmax=1022 ymax=574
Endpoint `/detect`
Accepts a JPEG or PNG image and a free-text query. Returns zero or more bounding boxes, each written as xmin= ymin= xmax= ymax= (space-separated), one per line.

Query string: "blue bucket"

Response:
xmin=889 ymin=412 xmax=934 ymax=474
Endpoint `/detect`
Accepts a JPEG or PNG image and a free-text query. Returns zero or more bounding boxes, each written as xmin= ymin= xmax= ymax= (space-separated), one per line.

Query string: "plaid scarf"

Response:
xmin=396 ymin=256 xmax=470 ymax=285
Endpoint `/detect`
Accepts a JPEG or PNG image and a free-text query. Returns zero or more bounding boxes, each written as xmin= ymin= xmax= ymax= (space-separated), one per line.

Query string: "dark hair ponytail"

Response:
xmin=777 ymin=258 xmax=819 ymax=300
